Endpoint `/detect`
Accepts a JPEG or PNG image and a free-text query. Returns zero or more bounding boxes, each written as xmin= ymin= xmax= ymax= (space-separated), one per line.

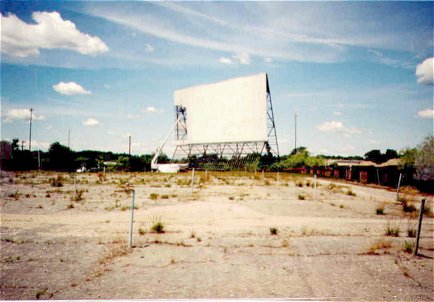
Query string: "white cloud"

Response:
xmin=1 ymin=12 xmax=109 ymax=57
xmin=219 ymin=52 xmax=250 ymax=65
xmin=317 ymin=121 xmax=361 ymax=136
xmin=146 ymin=106 xmax=157 ymax=112
xmin=144 ymin=43 xmax=154 ymax=53
xmin=417 ymin=108 xmax=434 ymax=119
xmin=232 ymin=52 xmax=251 ymax=65
xmin=219 ymin=57 xmax=233 ymax=64
xmin=83 ymin=118 xmax=100 ymax=126
xmin=3 ymin=108 xmax=45 ymax=123
xmin=53 ymin=82 xmax=91 ymax=95
xmin=317 ymin=121 xmax=344 ymax=131
xmin=415 ymin=57 xmax=433 ymax=85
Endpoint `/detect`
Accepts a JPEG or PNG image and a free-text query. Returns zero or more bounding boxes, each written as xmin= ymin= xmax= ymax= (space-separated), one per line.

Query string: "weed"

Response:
xmin=161 ymin=194 xmax=169 ymax=199
xmin=346 ymin=189 xmax=356 ymax=196
xmin=264 ymin=180 xmax=271 ymax=186
xmin=138 ymin=228 xmax=146 ymax=235
xmin=296 ymin=181 xmax=304 ymax=187
xmin=67 ymin=203 xmax=75 ymax=209
xmin=282 ymin=239 xmax=289 ymax=247
xmin=45 ymin=193 xmax=51 ymax=198
xmin=228 ymin=196 xmax=234 ymax=200
xmin=376 ymin=205 xmax=385 ymax=215
xmin=298 ymin=194 xmax=305 ymax=200
xmin=270 ymin=227 xmax=278 ymax=235
xmin=8 ymin=189 xmax=20 ymax=200
xmin=71 ymin=189 xmax=84 ymax=202
xmin=385 ymin=220 xmax=400 ymax=237
xmin=149 ymin=193 xmax=159 ymax=200
xmin=196 ymin=237 xmax=202 ymax=242
xmin=190 ymin=231 xmax=196 ymax=238
xmin=25 ymin=193 xmax=31 ymax=198
xmin=406 ymin=220 xmax=417 ymax=237
xmin=403 ymin=240 xmax=414 ymax=254
xmin=50 ymin=175 xmax=64 ymax=187
xmin=339 ymin=204 xmax=344 ymax=209
xmin=35 ymin=288 xmax=47 ymax=299
xmin=402 ymin=202 xmax=416 ymax=213
xmin=368 ymin=239 xmax=392 ymax=254
xmin=151 ymin=215 xmax=165 ymax=233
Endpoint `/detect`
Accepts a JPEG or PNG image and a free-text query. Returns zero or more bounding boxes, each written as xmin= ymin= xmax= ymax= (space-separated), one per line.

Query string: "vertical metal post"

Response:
xmin=191 ymin=168 xmax=195 ymax=197
xmin=74 ymin=174 xmax=77 ymax=200
xmin=314 ymin=174 xmax=317 ymax=200
xmin=414 ymin=199 xmax=425 ymax=256
xmin=38 ymin=150 xmax=41 ymax=170
xmin=396 ymin=173 xmax=403 ymax=201
xmin=129 ymin=189 xmax=135 ymax=248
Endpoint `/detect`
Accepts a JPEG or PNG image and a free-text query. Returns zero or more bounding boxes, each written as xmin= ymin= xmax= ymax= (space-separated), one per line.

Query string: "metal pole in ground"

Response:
xmin=414 ymin=199 xmax=425 ymax=256
xmin=74 ymin=174 xmax=77 ymax=200
xmin=128 ymin=189 xmax=136 ymax=248
xmin=396 ymin=173 xmax=403 ymax=201
xmin=314 ymin=174 xmax=317 ymax=200
xmin=191 ymin=168 xmax=195 ymax=197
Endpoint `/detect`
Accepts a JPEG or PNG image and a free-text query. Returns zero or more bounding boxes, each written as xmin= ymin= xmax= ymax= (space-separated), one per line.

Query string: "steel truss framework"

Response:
xmin=172 ymin=76 xmax=279 ymax=170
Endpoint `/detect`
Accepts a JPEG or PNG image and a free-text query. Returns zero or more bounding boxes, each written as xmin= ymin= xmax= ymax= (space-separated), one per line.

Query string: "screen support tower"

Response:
xmin=172 ymin=77 xmax=279 ymax=170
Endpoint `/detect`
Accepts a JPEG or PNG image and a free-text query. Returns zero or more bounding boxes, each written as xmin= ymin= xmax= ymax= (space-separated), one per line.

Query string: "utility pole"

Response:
xmin=294 ymin=113 xmax=297 ymax=152
xmin=128 ymin=135 xmax=131 ymax=156
xmin=29 ymin=108 xmax=33 ymax=152
xmin=68 ymin=129 xmax=71 ymax=149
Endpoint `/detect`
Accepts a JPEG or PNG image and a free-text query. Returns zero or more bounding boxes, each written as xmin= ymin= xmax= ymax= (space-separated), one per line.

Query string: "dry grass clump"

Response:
xmin=376 ymin=205 xmax=385 ymax=215
xmin=403 ymin=240 xmax=414 ymax=254
xmin=269 ymin=227 xmax=278 ymax=235
xmin=368 ymin=239 xmax=392 ymax=255
xmin=151 ymin=215 xmax=165 ymax=233
xmin=384 ymin=220 xmax=400 ymax=237
xmin=149 ymin=193 xmax=159 ymax=200
xmin=406 ymin=220 xmax=417 ymax=238
xmin=71 ymin=189 xmax=84 ymax=202
xmin=345 ymin=189 xmax=356 ymax=196
xmin=298 ymin=194 xmax=305 ymax=200
xmin=49 ymin=175 xmax=64 ymax=187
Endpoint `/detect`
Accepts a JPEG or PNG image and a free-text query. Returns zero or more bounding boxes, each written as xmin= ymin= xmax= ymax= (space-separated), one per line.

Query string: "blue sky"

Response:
xmin=1 ymin=1 xmax=433 ymax=156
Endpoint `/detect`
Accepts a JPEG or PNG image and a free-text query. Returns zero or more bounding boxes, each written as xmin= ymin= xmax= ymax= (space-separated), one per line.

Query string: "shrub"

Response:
xmin=149 ymin=193 xmax=158 ymax=200
xmin=403 ymin=240 xmax=414 ymax=254
xmin=228 ymin=196 xmax=234 ymax=200
xmin=296 ymin=181 xmax=304 ymax=187
xmin=339 ymin=204 xmax=344 ymax=209
xmin=346 ymin=189 xmax=356 ymax=196
xmin=298 ymin=194 xmax=305 ymax=200
xmin=161 ymin=194 xmax=169 ymax=199
xmin=385 ymin=221 xmax=400 ymax=237
xmin=50 ymin=175 xmax=64 ymax=187
xmin=71 ymin=189 xmax=84 ymax=202
xmin=151 ymin=216 xmax=165 ymax=233
xmin=376 ymin=206 xmax=385 ymax=215
xmin=264 ymin=180 xmax=271 ymax=186
xmin=407 ymin=220 xmax=417 ymax=237
xmin=402 ymin=202 xmax=416 ymax=213
xmin=270 ymin=227 xmax=278 ymax=235
xmin=138 ymin=228 xmax=146 ymax=236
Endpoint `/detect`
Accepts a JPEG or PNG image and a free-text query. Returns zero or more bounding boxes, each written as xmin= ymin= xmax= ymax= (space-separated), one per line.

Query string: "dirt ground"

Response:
xmin=1 ymin=170 xmax=433 ymax=300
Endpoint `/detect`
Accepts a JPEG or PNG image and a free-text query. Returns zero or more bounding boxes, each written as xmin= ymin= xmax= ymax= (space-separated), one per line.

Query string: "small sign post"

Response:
xmin=314 ymin=175 xmax=317 ymax=200
xmin=128 ymin=189 xmax=135 ymax=248
xmin=396 ymin=173 xmax=403 ymax=201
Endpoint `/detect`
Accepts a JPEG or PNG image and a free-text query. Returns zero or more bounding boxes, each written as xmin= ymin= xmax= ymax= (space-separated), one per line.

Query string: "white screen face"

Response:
xmin=174 ymin=73 xmax=268 ymax=145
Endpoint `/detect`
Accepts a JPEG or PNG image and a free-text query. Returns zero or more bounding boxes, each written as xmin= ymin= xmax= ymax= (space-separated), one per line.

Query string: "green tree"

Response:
xmin=47 ymin=142 xmax=75 ymax=171
xmin=399 ymin=148 xmax=417 ymax=169
xmin=364 ymin=149 xmax=382 ymax=163
xmin=414 ymin=136 xmax=434 ymax=181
